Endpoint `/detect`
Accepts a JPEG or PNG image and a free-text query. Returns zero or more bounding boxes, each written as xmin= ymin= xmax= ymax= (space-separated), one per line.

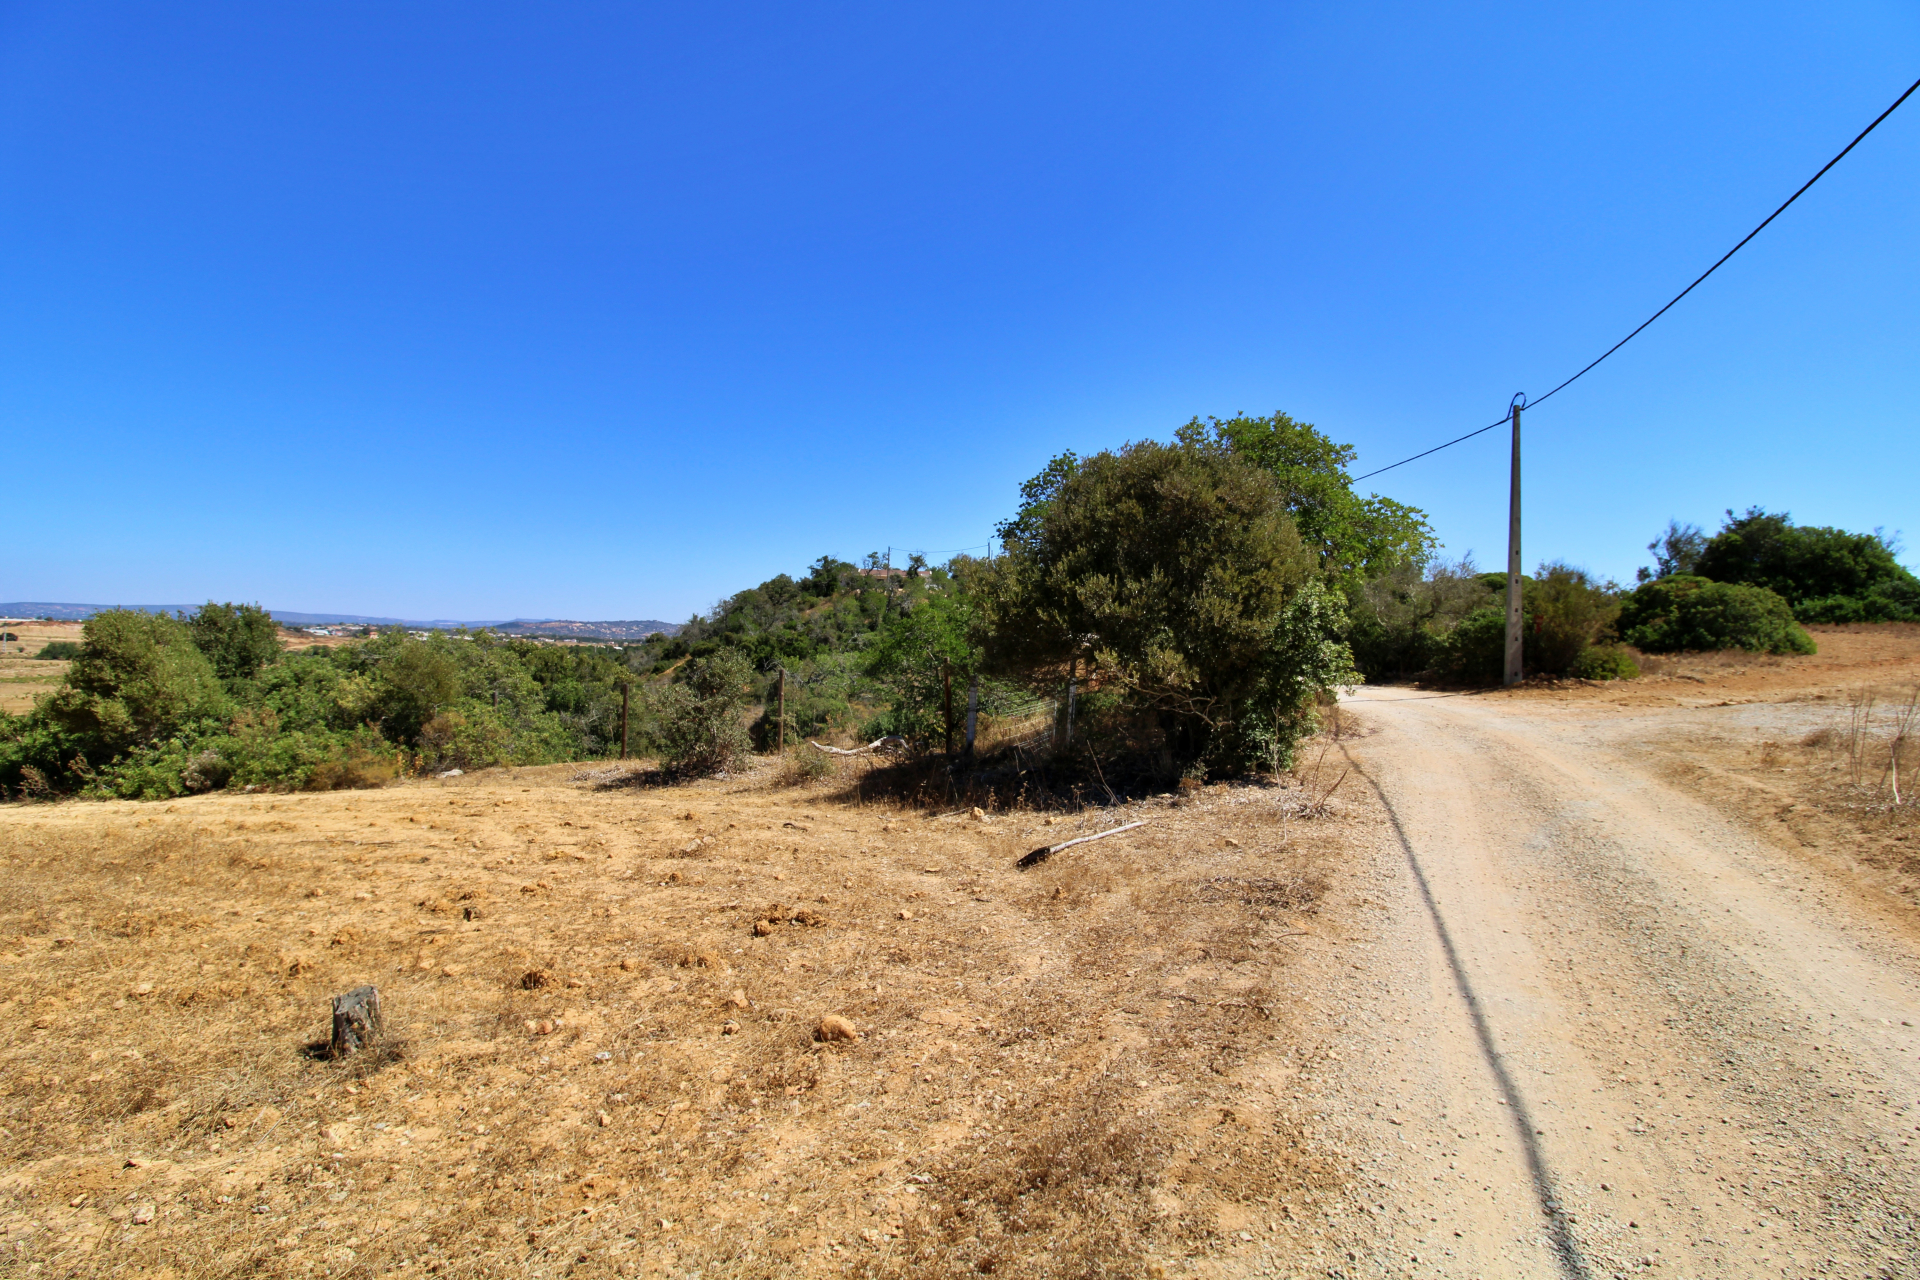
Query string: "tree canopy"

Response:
xmin=1693 ymin=508 xmax=1920 ymax=623
xmin=43 ymin=610 xmax=227 ymax=756
xmin=1180 ymin=412 xmax=1435 ymax=594
xmin=977 ymin=434 xmax=1353 ymax=774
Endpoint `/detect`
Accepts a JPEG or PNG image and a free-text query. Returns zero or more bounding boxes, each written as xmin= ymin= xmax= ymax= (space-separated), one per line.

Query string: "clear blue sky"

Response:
xmin=4 ymin=3 xmax=1916 ymax=621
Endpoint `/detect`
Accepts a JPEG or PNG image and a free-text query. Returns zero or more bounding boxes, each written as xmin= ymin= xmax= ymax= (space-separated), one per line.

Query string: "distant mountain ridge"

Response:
xmin=0 ymin=603 xmax=680 ymax=639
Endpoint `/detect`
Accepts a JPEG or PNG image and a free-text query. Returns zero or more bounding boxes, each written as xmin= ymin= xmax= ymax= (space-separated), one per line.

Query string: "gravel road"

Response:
xmin=1307 ymin=686 xmax=1920 ymax=1279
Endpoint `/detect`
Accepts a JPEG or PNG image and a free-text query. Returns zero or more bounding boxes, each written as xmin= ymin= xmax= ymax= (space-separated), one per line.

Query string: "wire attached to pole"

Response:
xmin=1351 ymin=73 xmax=1920 ymax=485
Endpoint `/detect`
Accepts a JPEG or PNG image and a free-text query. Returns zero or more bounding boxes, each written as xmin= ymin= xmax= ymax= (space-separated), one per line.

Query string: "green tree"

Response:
xmin=979 ymin=435 xmax=1346 ymax=774
xmin=1525 ymin=563 xmax=1620 ymax=675
xmin=369 ymin=640 xmax=464 ymax=744
xmin=43 ymin=610 xmax=227 ymax=756
xmin=186 ymin=601 xmax=283 ymax=682
xmin=864 ymin=591 xmax=976 ymax=749
xmin=1181 ymin=412 xmax=1436 ymax=594
xmin=1637 ymin=520 xmax=1707 ymax=583
xmin=1693 ymin=509 xmax=1920 ymax=622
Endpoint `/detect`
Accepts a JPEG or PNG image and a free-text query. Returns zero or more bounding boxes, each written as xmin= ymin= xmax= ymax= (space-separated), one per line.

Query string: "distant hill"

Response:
xmin=0 ymin=602 xmax=200 ymax=621
xmin=0 ymin=603 xmax=680 ymax=639
xmin=492 ymin=619 xmax=682 ymax=640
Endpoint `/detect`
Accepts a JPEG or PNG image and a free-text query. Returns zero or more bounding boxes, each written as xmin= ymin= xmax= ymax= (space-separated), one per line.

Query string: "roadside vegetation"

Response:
xmin=7 ymin=427 xmax=1916 ymax=802
xmin=1349 ymin=507 xmax=1911 ymax=683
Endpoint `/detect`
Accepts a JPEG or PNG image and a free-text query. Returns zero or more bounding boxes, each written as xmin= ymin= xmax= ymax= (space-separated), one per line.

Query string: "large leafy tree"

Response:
xmin=1182 ymin=412 xmax=1435 ymax=594
xmin=1693 ymin=508 xmax=1920 ymax=623
xmin=43 ymin=610 xmax=227 ymax=756
xmin=185 ymin=601 xmax=283 ymax=683
xmin=978 ymin=435 xmax=1354 ymax=774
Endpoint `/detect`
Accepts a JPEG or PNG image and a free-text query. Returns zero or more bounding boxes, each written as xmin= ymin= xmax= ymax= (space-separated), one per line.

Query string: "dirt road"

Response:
xmin=1316 ymin=687 xmax=1920 ymax=1278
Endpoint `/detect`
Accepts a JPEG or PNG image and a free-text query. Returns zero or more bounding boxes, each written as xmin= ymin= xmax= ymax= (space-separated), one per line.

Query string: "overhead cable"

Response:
xmin=1352 ymin=73 xmax=1920 ymax=485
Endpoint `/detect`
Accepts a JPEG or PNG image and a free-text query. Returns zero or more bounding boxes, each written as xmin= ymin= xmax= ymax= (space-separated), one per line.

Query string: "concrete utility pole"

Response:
xmin=1504 ymin=397 xmax=1525 ymax=687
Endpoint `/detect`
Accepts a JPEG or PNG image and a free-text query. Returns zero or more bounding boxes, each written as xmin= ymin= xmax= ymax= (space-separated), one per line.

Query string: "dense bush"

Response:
xmin=656 ymin=649 xmax=755 ymax=776
xmin=41 ymin=610 xmax=228 ymax=758
xmin=1368 ymin=562 xmax=1625 ymax=685
xmin=1572 ymin=645 xmax=1639 ymax=681
xmin=1526 ymin=563 xmax=1621 ymax=675
xmin=1434 ymin=607 xmax=1507 ymax=684
xmin=1 ymin=606 xmax=658 ymax=799
xmin=186 ymin=602 xmax=282 ymax=682
xmin=749 ymin=653 xmax=863 ymax=751
xmin=34 ymin=640 xmax=81 ymax=660
xmin=1693 ymin=509 xmax=1920 ymax=622
xmin=1616 ymin=574 xmax=1816 ymax=654
xmin=858 ymin=592 xmax=974 ymax=750
xmin=1348 ymin=560 xmax=1501 ymax=678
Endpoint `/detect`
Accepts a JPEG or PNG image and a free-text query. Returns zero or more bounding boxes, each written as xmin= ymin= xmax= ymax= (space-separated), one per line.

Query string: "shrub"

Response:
xmin=1526 ymin=562 xmax=1620 ymax=676
xmin=1436 ymin=607 xmax=1507 ymax=684
xmin=1572 ymin=645 xmax=1639 ymax=680
xmin=657 ymin=649 xmax=755 ymax=776
xmin=1693 ymin=508 xmax=1920 ymax=622
xmin=306 ymin=742 xmax=399 ymax=790
xmin=976 ymin=435 xmax=1342 ymax=775
xmin=181 ymin=748 xmax=234 ymax=793
xmin=417 ymin=709 xmax=514 ymax=772
xmin=1616 ymin=575 xmax=1815 ymax=654
xmin=1412 ymin=564 xmax=1625 ymax=684
xmin=368 ymin=641 xmax=465 ymax=744
xmin=1348 ymin=558 xmax=1500 ymax=679
xmin=863 ymin=592 xmax=975 ymax=751
xmin=773 ymin=745 xmax=837 ymax=786
xmin=34 ymin=641 xmax=81 ymax=661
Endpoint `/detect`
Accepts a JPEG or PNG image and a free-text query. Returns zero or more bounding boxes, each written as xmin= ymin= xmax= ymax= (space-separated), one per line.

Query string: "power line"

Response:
xmin=1352 ymin=414 xmax=1510 ymax=482
xmin=1352 ymin=73 xmax=1920 ymax=485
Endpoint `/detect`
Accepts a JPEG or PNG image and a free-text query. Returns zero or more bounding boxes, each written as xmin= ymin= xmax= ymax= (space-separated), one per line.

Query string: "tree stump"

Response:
xmin=329 ymin=985 xmax=382 ymax=1059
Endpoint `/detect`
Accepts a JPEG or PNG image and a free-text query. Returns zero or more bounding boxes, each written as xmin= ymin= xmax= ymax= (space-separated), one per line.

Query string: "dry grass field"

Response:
xmin=0 ymin=752 xmax=1370 ymax=1280
xmin=0 ymin=622 xmax=82 ymax=716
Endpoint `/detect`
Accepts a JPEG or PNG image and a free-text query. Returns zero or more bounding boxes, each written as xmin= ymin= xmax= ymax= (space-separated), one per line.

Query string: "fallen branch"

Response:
xmin=1017 ymin=820 xmax=1147 ymax=869
xmin=807 ymin=736 xmax=907 ymax=757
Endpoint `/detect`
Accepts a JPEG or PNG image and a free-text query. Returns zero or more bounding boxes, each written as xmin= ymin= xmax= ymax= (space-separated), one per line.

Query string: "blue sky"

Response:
xmin=4 ymin=2 xmax=1916 ymax=621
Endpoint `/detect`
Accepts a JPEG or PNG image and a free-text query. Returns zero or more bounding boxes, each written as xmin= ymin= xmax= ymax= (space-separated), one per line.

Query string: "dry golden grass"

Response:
xmin=0 ymin=752 xmax=1362 ymax=1278
xmin=0 ymin=620 xmax=82 ymax=715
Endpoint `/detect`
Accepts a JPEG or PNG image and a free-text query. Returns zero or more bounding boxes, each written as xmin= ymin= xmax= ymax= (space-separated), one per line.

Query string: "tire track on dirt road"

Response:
xmin=1319 ymin=686 xmax=1920 ymax=1278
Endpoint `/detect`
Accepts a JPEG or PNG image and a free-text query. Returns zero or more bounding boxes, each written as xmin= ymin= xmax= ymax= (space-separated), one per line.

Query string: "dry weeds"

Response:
xmin=0 ymin=751 xmax=1365 ymax=1278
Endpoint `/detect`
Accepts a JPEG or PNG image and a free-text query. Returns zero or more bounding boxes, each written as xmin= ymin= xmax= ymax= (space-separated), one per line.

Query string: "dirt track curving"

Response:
xmin=1316 ymin=685 xmax=1920 ymax=1278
